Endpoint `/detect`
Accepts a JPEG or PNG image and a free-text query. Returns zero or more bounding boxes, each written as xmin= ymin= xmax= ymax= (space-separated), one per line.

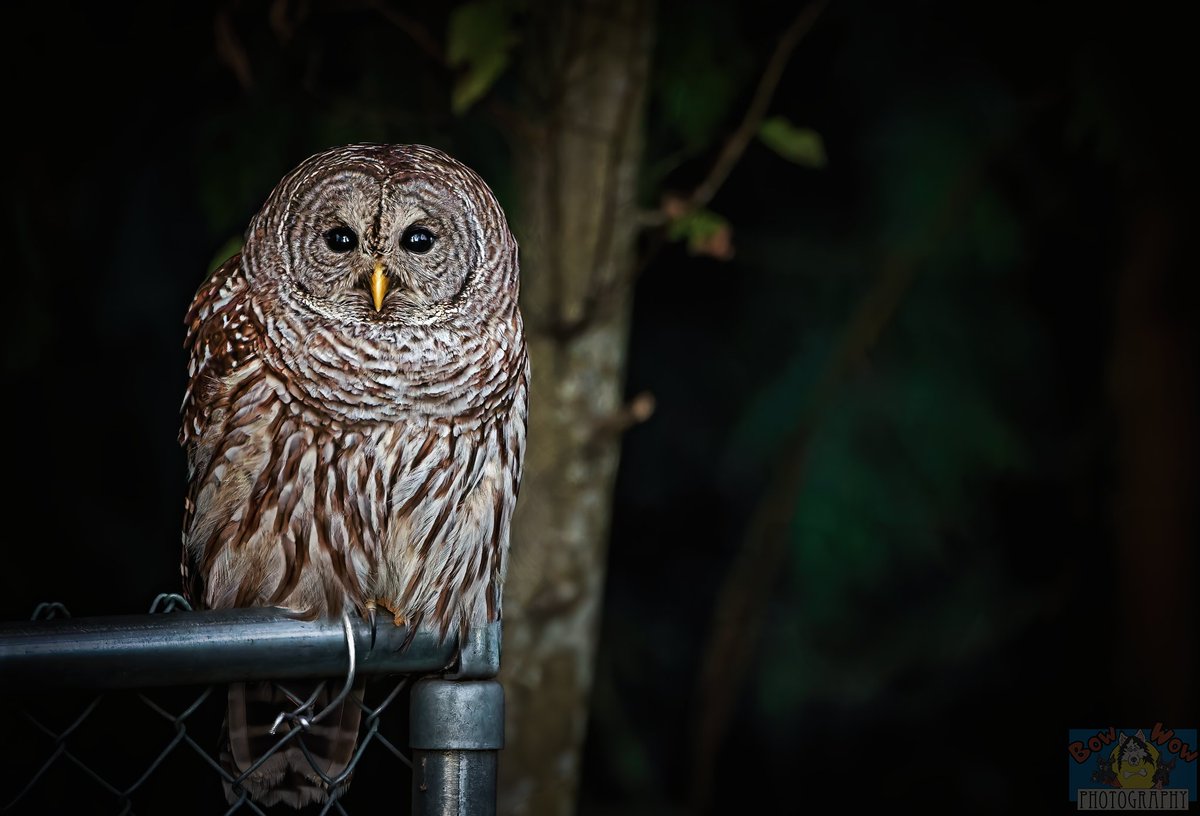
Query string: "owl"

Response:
xmin=179 ymin=143 xmax=528 ymax=807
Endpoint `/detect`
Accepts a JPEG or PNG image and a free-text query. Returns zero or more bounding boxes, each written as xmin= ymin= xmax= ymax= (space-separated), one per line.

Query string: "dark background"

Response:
xmin=1 ymin=1 xmax=1195 ymax=813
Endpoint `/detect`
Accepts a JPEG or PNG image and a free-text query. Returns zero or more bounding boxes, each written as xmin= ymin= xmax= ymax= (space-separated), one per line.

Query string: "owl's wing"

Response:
xmin=179 ymin=253 xmax=263 ymax=603
xmin=180 ymin=254 xmax=261 ymax=448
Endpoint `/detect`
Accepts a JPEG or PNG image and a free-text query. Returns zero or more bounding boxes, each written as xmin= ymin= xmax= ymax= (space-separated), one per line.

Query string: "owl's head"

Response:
xmin=243 ymin=143 xmax=517 ymax=328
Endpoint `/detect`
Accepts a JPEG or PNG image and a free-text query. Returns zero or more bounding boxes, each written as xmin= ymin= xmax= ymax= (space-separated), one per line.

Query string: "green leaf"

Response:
xmin=447 ymin=0 xmax=521 ymax=114
xmin=758 ymin=116 xmax=827 ymax=168
xmin=666 ymin=207 xmax=734 ymax=259
xmin=665 ymin=207 xmax=722 ymax=242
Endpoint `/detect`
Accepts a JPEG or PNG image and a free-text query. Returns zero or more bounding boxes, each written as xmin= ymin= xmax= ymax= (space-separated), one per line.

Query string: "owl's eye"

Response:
xmin=324 ymin=226 xmax=358 ymax=253
xmin=401 ymin=226 xmax=436 ymax=254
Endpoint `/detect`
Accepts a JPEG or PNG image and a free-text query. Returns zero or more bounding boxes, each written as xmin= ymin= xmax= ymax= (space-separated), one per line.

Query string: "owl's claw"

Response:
xmin=366 ymin=600 xmax=378 ymax=649
xmin=365 ymin=598 xmax=406 ymax=648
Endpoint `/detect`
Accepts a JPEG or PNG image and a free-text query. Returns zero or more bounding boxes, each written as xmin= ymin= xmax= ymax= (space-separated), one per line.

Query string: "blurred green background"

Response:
xmin=0 ymin=1 xmax=1194 ymax=813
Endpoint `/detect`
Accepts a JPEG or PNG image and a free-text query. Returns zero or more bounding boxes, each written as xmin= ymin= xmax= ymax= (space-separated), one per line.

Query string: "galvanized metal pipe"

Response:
xmin=410 ymin=679 xmax=504 ymax=816
xmin=0 ymin=607 xmax=458 ymax=688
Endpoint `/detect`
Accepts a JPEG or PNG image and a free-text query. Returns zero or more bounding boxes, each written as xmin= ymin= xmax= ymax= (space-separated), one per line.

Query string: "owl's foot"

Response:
xmin=365 ymin=599 xmax=407 ymax=647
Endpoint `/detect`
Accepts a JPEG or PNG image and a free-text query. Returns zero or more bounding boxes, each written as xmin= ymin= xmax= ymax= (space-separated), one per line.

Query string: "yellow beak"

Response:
xmin=370 ymin=262 xmax=389 ymax=312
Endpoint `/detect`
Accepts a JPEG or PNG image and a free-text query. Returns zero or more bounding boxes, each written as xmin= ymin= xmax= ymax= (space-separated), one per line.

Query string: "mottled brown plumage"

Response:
xmin=179 ymin=143 xmax=528 ymax=807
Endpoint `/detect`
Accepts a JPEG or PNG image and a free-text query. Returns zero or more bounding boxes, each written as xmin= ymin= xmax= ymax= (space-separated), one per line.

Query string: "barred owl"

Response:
xmin=179 ymin=143 xmax=528 ymax=807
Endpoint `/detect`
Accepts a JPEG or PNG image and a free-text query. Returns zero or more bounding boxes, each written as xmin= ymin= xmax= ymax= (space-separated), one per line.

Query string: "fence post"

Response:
xmin=410 ymin=678 xmax=504 ymax=816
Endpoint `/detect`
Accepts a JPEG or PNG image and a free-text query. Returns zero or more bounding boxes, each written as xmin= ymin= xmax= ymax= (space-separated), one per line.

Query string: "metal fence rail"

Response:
xmin=0 ymin=596 xmax=503 ymax=816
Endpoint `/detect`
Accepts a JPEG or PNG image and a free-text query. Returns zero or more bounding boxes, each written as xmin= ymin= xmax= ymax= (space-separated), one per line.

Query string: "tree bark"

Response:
xmin=500 ymin=2 xmax=653 ymax=814
xmin=1109 ymin=198 xmax=1197 ymax=716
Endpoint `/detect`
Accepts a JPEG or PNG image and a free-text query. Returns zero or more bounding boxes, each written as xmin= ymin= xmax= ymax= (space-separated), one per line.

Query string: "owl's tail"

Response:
xmin=220 ymin=680 xmax=364 ymax=808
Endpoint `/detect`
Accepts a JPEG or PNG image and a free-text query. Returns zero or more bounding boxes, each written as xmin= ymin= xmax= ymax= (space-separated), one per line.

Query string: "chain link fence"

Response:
xmin=0 ymin=596 xmax=503 ymax=815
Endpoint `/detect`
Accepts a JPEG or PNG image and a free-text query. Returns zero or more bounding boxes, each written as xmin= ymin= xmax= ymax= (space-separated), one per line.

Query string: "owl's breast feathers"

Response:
xmin=180 ymin=255 xmax=528 ymax=634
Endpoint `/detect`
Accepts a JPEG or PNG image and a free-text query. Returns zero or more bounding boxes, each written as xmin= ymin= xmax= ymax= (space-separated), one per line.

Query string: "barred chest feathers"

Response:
xmin=188 ymin=309 xmax=526 ymax=637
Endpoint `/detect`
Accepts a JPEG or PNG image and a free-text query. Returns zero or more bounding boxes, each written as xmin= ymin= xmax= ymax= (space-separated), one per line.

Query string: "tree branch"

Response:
xmin=214 ymin=7 xmax=255 ymax=92
xmin=367 ymin=1 xmax=447 ymax=65
xmin=588 ymin=391 xmax=656 ymax=451
xmin=533 ymin=2 xmax=828 ymax=344
xmin=619 ymin=0 xmax=830 ymax=307
xmin=687 ymin=0 xmax=828 ymax=211
xmin=686 ymin=152 xmax=986 ymax=815
xmin=367 ymin=1 xmax=540 ymax=143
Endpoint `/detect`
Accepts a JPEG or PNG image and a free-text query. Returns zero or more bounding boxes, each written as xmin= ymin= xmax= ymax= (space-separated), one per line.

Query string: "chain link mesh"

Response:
xmin=2 ymin=597 xmax=417 ymax=815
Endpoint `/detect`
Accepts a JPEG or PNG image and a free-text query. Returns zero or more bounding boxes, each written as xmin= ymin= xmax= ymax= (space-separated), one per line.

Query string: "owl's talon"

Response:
xmin=366 ymin=598 xmax=406 ymax=633
xmin=365 ymin=600 xmax=378 ymax=649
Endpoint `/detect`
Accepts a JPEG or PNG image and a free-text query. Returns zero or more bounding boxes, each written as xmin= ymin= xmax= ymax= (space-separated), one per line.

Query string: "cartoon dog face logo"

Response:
xmin=1111 ymin=730 xmax=1160 ymax=789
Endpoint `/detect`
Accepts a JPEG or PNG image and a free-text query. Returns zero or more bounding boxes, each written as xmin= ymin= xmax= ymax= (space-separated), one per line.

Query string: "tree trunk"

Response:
xmin=1109 ymin=198 xmax=1197 ymax=716
xmin=500 ymin=2 xmax=653 ymax=814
